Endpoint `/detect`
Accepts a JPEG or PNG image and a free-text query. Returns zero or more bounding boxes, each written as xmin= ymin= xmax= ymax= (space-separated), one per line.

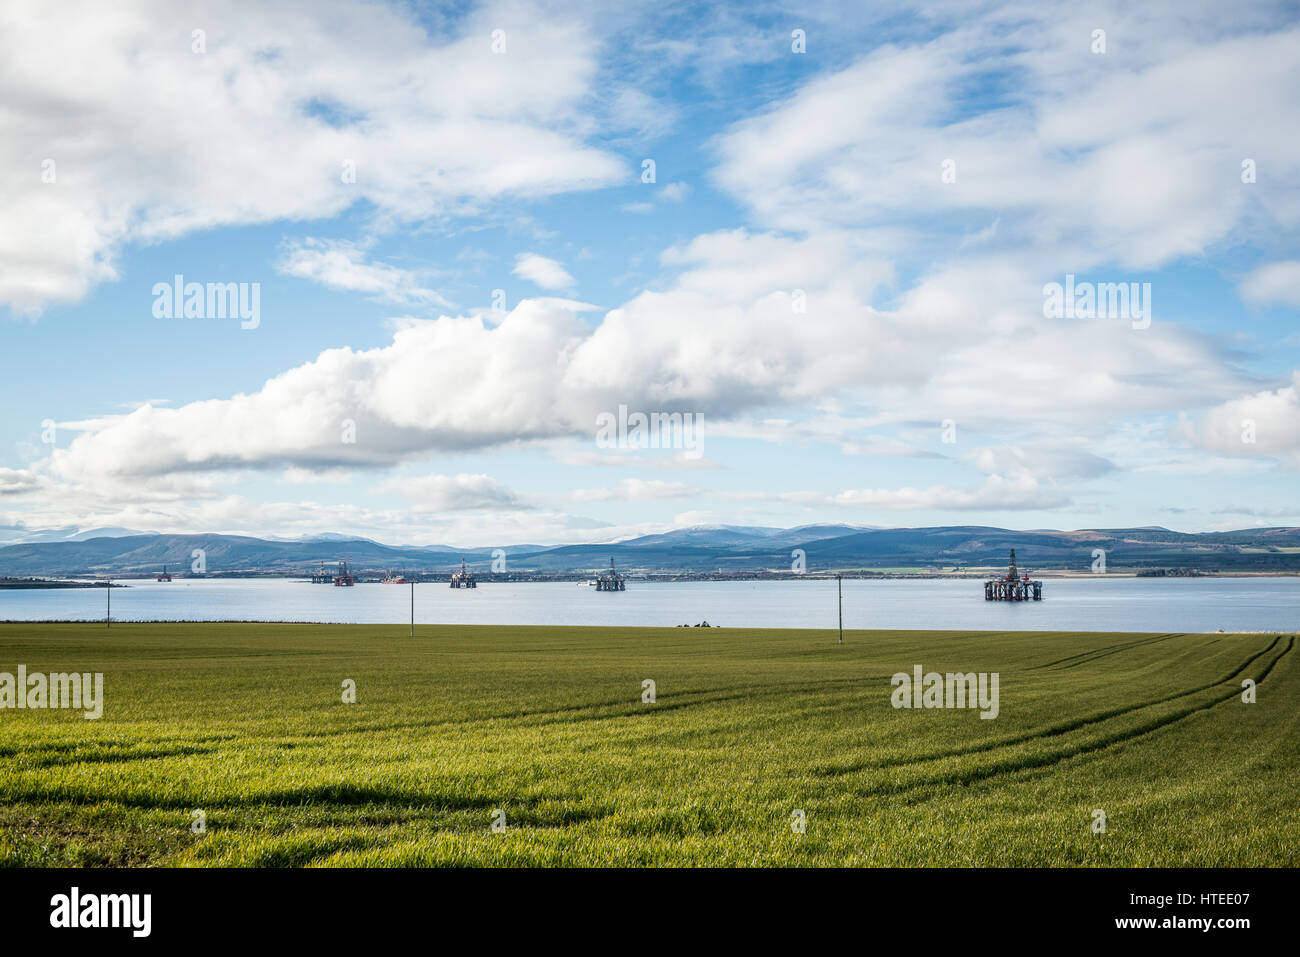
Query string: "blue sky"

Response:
xmin=2 ymin=0 xmax=1299 ymax=546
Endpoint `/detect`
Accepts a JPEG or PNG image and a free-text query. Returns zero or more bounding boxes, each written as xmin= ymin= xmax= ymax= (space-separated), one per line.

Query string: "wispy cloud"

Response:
xmin=571 ymin=479 xmax=701 ymax=502
xmin=377 ymin=473 xmax=528 ymax=511
xmin=513 ymin=253 xmax=576 ymax=291
xmin=1240 ymin=261 xmax=1300 ymax=308
xmin=278 ymin=239 xmax=449 ymax=306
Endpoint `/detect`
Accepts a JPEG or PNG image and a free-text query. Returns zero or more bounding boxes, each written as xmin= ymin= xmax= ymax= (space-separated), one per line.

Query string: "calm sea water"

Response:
xmin=0 ymin=577 xmax=1296 ymax=632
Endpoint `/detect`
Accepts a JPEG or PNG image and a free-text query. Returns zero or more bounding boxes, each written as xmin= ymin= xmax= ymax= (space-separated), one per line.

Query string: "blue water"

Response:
xmin=0 ymin=577 xmax=1295 ymax=632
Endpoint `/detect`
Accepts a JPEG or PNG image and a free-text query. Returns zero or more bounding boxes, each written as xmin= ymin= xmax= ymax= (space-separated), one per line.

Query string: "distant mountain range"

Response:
xmin=1 ymin=524 xmax=1298 ymax=578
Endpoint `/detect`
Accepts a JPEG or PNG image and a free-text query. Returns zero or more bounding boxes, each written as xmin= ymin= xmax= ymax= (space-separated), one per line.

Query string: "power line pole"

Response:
xmin=837 ymin=574 xmax=843 ymax=645
xmin=410 ymin=580 xmax=415 ymax=637
xmin=106 ymin=580 xmax=111 ymax=628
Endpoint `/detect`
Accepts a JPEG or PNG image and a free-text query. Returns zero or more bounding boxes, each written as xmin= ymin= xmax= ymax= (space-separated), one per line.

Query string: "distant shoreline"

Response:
xmin=0 ymin=620 xmax=1289 ymax=634
xmin=3 ymin=570 xmax=1299 ymax=588
xmin=0 ymin=578 xmax=124 ymax=590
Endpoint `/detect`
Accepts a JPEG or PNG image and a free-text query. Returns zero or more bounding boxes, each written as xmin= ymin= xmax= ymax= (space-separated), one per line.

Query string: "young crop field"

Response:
xmin=0 ymin=623 xmax=1295 ymax=867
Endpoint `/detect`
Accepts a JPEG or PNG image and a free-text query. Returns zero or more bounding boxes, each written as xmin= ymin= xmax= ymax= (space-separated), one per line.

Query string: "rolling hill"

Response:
xmin=0 ymin=525 xmax=1297 ymax=577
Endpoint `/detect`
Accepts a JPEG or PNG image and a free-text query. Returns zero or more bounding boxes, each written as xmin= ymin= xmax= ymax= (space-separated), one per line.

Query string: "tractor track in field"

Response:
xmin=843 ymin=635 xmax=1294 ymax=799
xmin=817 ymin=635 xmax=1288 ymax=779
xmin=273 ymin=673 xmax=896 ymax=740
xmin=1054 ymin=633 xmax=1186 ymax=669
xmin=1032 ymin=633 xmax=1183 ymax=670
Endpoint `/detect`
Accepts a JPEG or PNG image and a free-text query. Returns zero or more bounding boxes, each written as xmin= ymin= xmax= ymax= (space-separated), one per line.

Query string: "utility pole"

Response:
xmin=837 ymin=574 xmax=843 ymax=645
xmin=410 ymin=580 xmax=414 ymax=637
xmin=106 ymin=580 xmax=111 ymax=628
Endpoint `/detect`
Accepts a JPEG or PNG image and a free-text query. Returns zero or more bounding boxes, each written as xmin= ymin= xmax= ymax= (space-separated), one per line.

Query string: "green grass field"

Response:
xmin=0 ymin=623 xmax=1295 ymax=867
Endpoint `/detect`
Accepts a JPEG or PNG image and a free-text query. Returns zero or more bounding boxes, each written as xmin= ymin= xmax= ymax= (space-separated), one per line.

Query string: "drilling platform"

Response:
xmin=333 ymin=560 xmax=356 ymax=587
xmin=449 ymin=558 xmax=477 ymax=588
xmin=595 ymin=557 xmax=626 ymax=591
xmin=984 ymin=548 xmax=1043 ymax=601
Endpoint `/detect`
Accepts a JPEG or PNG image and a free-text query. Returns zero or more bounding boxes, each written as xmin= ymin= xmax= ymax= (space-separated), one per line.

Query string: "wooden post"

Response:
xmin=837 ymin=574 xmax=843 ymax=645
xmin=410 ymin=580 xmax=414 ymax=637
xmin=106 ymin=580 xmax=110 ymax=628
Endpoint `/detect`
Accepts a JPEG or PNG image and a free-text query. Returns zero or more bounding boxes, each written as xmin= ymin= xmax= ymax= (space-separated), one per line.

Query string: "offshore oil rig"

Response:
xmin=449 ymin=558 xmax=477 ymax=588
xmin=309 ymin=560 xmax=356 ymax=585
xmin=333 ymin=560 xmax=356 ymax=587
xmin=985 ymin=549 xmax=1042 ymax=601
xmin=595 ymin=558 xmax=626 ymax=591
xmin=156 ymin=565 xmax=172 ymax=582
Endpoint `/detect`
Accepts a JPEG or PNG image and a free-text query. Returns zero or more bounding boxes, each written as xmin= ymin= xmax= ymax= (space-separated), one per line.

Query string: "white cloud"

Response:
xmin=378 ymin=473 xmax=526 ymax=510
xmin=1183 ymin=373 xmax=1300 ymax=465
xmin=969 ymin=446 xmax=1116 ymax=482
xmin=0 ymin=489 xmax=615 ymax=549
xmin=282 ymin=467 xmax=352 ymax=485
xmin=828 ymin=474 xmax=1070 ymax=511
xmin=602 ymin=87 xmax=678 ymax=141
xmin=552 ymin=446 xmax=723 ymax=470
xmin=659 ymin=181 xmax=691 ymax=203
xmin=277 ymin=239 xmax=449 ymax=305
xmin=0 ymin=469 xmax=41 ymax=496
xmin=1240 ymin=261 xmax=1300 ymax=308
xmin=0 ymin=0 xmax=624 ymax=314
xmin=36 ymin=226 xmax=1260 ymax=487
xmin=6 ymin=1 xmax=1298 ymax=542
xmin=571 ymin=479 xmax=701 ymax=502
xmin=620 ymin=181 xmax=690 ymax=213
xmin=732 ymin=473 xmax=1072 ymax=511
xmin=1214 ymin=506 xmax=1300 ymax=518
xmin=712 ymin=14 xmax=1300 ymax=269
xmin=512 ymin=253 xmax=576 ymax=290
xmin=46 ymin=301 xmax=596 ymax=479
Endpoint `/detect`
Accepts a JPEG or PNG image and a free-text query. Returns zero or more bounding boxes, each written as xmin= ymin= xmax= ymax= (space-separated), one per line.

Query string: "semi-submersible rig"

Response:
xmin=449 ymin=558 xmax=477 ymax=588
xmin=595 ymin=558 xmax=626 ymax=591
xmin=984 ymin=549 xmax=1043 ymax=601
